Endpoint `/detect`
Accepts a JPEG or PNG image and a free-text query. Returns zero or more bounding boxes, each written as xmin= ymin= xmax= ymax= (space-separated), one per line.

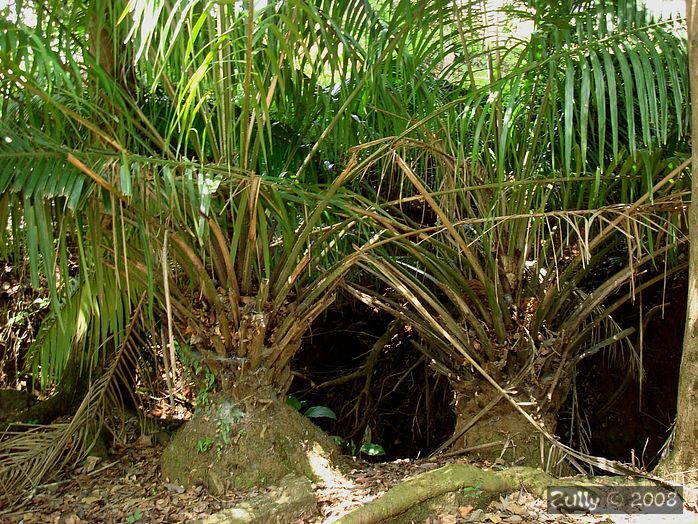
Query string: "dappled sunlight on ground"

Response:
xmin=0 ymin=424 xmax=696 ymax=522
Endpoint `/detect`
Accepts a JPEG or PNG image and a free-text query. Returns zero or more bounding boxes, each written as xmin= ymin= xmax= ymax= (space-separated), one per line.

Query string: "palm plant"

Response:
xmin=0 ymin=0 xmax=463 ymax=499
xmin=346 ymin=0 xmax=690 ymax=471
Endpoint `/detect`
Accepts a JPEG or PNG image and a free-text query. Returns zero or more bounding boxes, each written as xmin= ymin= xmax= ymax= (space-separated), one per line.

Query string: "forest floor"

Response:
xmin=0 ymin=429 xmax=696 ymax=524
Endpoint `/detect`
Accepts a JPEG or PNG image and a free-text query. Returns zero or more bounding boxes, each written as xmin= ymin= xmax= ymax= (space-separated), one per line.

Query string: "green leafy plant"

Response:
xmin=196 ymin=369 xmax=217 ymax=412
xmin=196 ymin=436 xmax=214 ymax=454
xmin=331 ymin=435 xmax=385 ymax=457
xmin=332 ymin=435 xmax=358 ymax=456
xmin=462 ymin=483 xmax=483 ymax=500
xmin=218 ymin=421 xmax=232 ymax=446
xmin=302 ymin=406 xmax=338 ymax=420
xmin=359 ymin=443 xmax=386 ymax=457
xmin=286 ymin=396 xmax=303 ymax=411
xmin=126 ymin=512 xmax=143 ymax=523
xmin=0 ymin=0 xmax=461 ymax=498
xmin=286 ymin=396 xmax=337 ymax=420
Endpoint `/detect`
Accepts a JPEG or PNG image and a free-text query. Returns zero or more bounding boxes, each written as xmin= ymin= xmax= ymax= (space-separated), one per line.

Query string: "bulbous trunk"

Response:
xmin=160 ymin=390 xmax=343 ymax=494
xmin=446 ymin=377 xmax=562 ymax=470
xmin=438 ymin=333 xmax=574 ymax=473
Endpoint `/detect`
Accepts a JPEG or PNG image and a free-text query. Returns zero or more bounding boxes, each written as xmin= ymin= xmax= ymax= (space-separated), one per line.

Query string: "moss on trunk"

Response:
xmin=160 ymin=393 xmax=344 ymax=495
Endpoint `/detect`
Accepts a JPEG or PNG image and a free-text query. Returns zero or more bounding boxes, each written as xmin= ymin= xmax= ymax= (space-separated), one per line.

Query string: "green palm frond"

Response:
xmin=347 ymin=102 xmax=689 ymax=450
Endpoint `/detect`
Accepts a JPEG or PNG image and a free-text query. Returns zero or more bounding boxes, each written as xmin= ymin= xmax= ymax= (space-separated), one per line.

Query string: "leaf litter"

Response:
xmin=1 ymin=430 xmax=695 ymax=524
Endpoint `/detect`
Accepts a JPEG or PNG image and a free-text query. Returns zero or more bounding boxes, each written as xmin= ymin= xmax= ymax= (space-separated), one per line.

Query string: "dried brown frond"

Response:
xmin=0 ymin=293 xmax=149 ymax=508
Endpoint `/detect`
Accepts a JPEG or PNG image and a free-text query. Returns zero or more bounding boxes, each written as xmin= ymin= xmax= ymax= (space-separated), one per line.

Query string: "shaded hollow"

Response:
xmin=289 ymin=299 xmax=456 ymax=461
xmin=556 ymin=272 xmax=684 ymax=470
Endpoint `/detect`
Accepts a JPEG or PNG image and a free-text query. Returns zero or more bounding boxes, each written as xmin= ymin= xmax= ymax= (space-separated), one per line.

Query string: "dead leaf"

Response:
xmin=83 ymin=456 xmax=101 ymax=473
xmin=137 ymin=434 xmax=153 ymax=447
xmin=164 ymin=483 xmax=185 ymax=494
xmin=459 ymin=505 xmax=474 ymax=516
xmin=493 ymin=499 xmax=507 ymax=511
xmin=508 ymin=503 xmax=527 ymax=515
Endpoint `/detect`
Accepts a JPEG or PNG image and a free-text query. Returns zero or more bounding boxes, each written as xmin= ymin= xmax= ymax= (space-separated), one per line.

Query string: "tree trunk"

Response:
xmin=160 ymin=390 xmax=344 ymax=495
xmin=657 ymin=0 xmax=698 ymax=480
xmin=440 ymin=370 xmax=566 ymax=473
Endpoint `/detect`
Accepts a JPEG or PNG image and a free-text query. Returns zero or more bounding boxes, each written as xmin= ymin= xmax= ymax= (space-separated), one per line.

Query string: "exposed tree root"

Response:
xmin=316 ymin=319 xmax=404 ymax=439
xmin=334 ymin=463 xmax=670 ymax=524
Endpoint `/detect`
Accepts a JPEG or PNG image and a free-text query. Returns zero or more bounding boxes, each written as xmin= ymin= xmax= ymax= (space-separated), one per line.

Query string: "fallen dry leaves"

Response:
xmin=1 ymin=435 xmax=697 ymax=524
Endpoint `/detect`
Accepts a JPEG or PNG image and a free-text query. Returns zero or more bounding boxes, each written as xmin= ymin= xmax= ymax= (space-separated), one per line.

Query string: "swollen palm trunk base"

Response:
xmin=160 ymin=392 xmax=343 ymax=495
xmin=444 ymin=377 xmax=570 ymax=475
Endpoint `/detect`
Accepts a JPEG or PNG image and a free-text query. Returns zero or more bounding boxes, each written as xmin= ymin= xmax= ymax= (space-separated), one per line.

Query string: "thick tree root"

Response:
xmin=334 ymin=463 xmax=666 ymax=524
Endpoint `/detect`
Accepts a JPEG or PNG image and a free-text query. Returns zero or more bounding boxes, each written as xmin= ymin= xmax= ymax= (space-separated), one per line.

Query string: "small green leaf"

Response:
xmin=359 ymin=443 xmax=385 ymax=456
xmin=196 ymin=436 xmax=214 ymax=453
xmin=286 ymin=395 xmax=302 ymax=411
xmin=463 ymin=482 xmax=482 ymax=493
xmin=304 ymin=406 xmax=337 ymax=420
xmin=127 ymin=512 xmax=142 ymax=523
